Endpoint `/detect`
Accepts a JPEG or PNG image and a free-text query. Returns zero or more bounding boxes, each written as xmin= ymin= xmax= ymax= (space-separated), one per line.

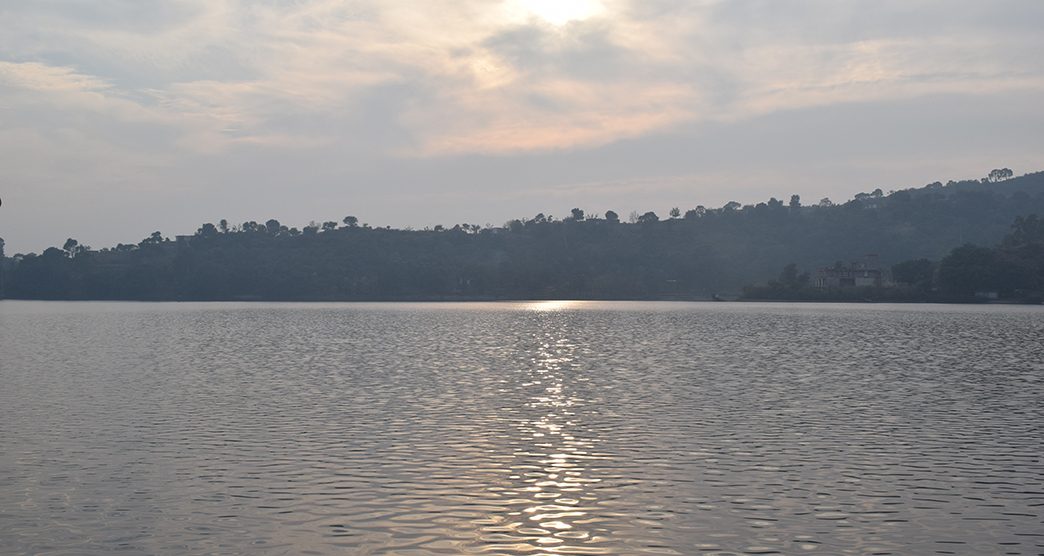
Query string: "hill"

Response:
xmin=3 ymin=171 xmax=1043 ymax=300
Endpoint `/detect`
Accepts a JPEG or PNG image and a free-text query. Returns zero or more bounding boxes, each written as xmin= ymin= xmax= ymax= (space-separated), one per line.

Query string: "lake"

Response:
xmin=1 ymin=301 xmax=1042 ymax=555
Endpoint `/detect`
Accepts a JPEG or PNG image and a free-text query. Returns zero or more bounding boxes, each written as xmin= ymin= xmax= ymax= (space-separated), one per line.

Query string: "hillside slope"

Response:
xmin=3 ymin=172 xmax=1043 ymax=300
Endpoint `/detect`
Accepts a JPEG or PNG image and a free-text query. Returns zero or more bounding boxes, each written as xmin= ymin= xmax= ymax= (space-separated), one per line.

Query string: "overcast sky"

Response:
xmin=2 ymin=0 xmax=1043 ymax=252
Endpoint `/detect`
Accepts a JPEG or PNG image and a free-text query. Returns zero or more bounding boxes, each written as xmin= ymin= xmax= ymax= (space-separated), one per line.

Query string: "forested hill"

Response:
xmin=3 ymin=171 xmax=1044 ymax=301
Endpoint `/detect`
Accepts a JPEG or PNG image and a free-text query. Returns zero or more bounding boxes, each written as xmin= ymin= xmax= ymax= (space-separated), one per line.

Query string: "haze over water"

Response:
xmin=1 ymin=301 xmax=1042 ymax=555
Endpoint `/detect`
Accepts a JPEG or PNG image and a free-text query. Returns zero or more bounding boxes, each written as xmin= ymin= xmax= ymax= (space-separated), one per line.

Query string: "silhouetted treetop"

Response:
xmin=4 ymin=170 xmax=1044 ymax=301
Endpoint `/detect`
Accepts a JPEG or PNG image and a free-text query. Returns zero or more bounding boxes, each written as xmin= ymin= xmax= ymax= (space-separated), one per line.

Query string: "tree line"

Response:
xmin=2 ymin=170 xmax=1043 ymax=301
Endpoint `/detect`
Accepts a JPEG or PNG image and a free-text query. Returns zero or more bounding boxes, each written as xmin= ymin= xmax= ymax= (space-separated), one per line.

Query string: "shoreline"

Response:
xmin=2 ymin=296 xmax=1040 ymax=305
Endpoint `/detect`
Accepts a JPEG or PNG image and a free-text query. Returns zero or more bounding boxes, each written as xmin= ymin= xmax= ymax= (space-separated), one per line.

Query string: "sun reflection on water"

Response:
xmin=463 ymin=315 xmax=609 ymax=550
xmin=524 ymin=300 xmax=585 ymax=312
xmin=475 ymin=322 xmax=612 ymax=554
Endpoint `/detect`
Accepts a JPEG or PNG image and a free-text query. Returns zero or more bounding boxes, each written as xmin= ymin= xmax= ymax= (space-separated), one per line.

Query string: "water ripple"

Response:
xmin=0 ymin=301 xmax=1042 ymax=555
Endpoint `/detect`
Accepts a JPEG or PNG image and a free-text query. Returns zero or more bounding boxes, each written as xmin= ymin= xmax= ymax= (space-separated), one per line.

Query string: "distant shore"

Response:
xmin=2 ymin=294 xmax=1040 ymax=305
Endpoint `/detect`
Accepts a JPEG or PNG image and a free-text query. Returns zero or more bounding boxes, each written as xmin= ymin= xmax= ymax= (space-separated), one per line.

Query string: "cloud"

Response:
xmin=4 ymin=0 xmax=1041 ymax=156
xmin=0 ymin=61 xmax=178 ymax=187
xmin=0 ymin=61 xmax=113 ymax=93
xmin=1 ymin=0 xmax=1043 ymax=252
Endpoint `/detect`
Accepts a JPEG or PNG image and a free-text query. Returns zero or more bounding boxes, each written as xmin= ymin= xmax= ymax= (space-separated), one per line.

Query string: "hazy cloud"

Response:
xmin=1 ymin=0 xmax=1042 ymax=251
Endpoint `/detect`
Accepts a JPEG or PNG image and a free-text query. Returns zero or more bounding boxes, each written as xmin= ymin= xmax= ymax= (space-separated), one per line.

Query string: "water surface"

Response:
xmin=1 ymin=301 xmax=1042 ymax=555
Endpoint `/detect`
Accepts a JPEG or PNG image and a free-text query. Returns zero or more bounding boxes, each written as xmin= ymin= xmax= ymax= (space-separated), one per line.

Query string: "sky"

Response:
xmin=1 ymin=0 xmax=1043 ymax=253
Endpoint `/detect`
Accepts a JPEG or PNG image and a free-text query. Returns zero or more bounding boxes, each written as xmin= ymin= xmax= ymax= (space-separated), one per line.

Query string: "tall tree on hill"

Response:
xmin=988 ymin=168 xmax=1014 ymax=183
xmin=637 ymin=211 xmax=659 ymax=224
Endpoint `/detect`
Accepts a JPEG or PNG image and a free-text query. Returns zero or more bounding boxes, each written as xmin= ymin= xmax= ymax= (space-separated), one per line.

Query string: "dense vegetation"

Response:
xmin=932 ymin=213 xmax=1044 ymax=299
xmin=2 ymin=170 xmax=1044 ymax=301
xmin=743 ymin=213 xmax=1044 ymax=303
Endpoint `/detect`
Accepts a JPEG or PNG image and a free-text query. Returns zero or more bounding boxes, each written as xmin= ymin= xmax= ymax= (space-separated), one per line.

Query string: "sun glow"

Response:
xmin=504 ymin=0 xmax=605 ymax=25
xmin=525 ymin=300 xmax=583 ymax=312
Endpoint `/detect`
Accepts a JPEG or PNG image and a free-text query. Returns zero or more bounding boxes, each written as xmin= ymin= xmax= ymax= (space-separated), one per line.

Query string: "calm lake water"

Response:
xmin=1 ymin=301 xmax=1042 ymax=555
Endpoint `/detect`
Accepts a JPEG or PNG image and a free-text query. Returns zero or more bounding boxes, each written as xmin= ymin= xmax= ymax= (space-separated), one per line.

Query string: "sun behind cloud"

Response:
xmin=503 ymin=0 xmax=605 ymax=25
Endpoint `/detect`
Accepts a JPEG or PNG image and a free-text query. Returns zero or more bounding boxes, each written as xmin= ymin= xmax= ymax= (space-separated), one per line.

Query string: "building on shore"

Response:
xmin=814 ymin=254 xmax=884 ymax=288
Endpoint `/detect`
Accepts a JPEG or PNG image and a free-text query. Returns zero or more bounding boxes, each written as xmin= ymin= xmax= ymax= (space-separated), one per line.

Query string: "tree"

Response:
xmin=684 ymin=206 xmax=706 ymax=219
xmin=818 ymin=197 xmax=835 ymax=207
xmin=637 ymin=211 xmax=659 ymax=224
xmin=196 ymin=223 xmax=218 ymax=238
xmin=938 ymin=244 xmax=1009 ymax=295
xmin=343 ymin=216 xmax=359 ymax=228
xmin=219 ymin=219 xmax=229 ymax=234
xmin=1004 ymin=214 xmax=1044 ymax=247
xmin=987 ymin=168 xmax=1014 ymax=183
xmin=322 ymin=221 xmax=338 ymax=232
xmin=570 ymin=208 xmax=585 ymax=221
xmin=669 ymin=207 xmax=681 ymax=219
xmin=723 ymin=201 xmax=741 ymax=212
xmin=604 ymin=210 xmax=619 ymax=223
xmin=789 ymin=195 xmax=801 ymax=209
xmin=892 ymin=258 xmax=934 ymax=288
xmin=265 ymin=219 xmax=282 ymax=234
xmin=62 ymin=238 xmax=78 ymax=256
xmin=778 ymin=263 xmax=809 ymax=289
xmin=139 ymin=231 xmax=164 ymax=248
